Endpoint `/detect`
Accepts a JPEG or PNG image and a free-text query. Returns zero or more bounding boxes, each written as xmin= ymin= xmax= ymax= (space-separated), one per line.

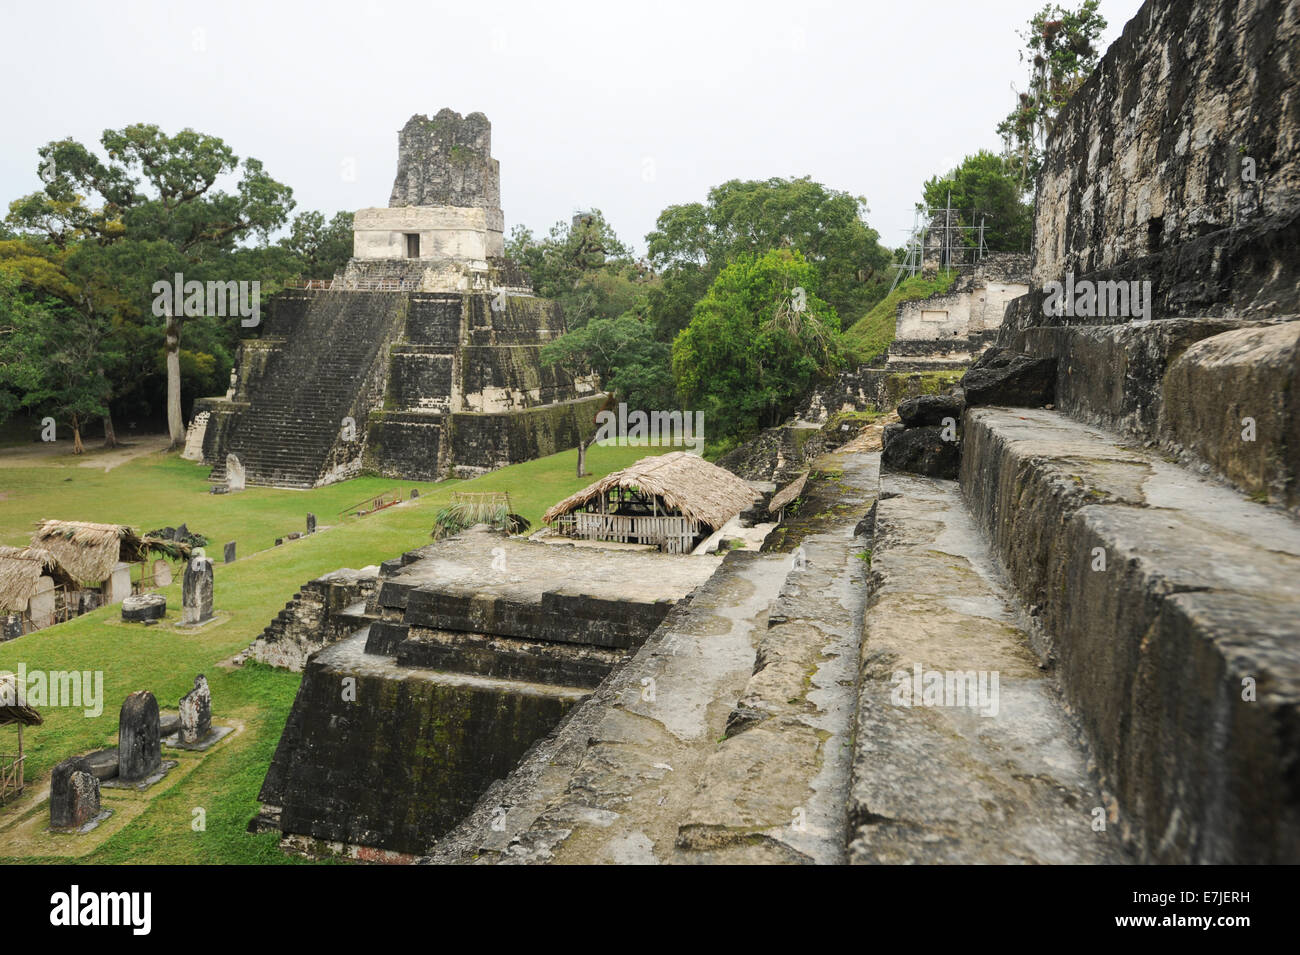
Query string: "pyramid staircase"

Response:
xmin=208 ymin=291 xmax=406 ymax=488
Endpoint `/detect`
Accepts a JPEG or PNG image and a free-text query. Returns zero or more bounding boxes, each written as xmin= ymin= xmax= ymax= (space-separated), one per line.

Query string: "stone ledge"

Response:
xmin=959 ymin=406 xmax=1300 ymax=862
xmin=849 ymin=472 xmax=1125 ymax=864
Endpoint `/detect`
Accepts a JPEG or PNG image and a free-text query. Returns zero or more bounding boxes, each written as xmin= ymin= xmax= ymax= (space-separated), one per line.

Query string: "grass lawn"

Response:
xmin=0 ymin=439 xmax=672 ymax=863
xmin=842 ymin=270 xmax=960 ymax=364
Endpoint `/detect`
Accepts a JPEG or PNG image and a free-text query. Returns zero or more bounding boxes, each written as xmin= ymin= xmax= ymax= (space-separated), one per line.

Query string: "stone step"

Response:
xmin=959 ymin=405 xmax=1300 ymax=863
xmin=1008 ymin=317 xmax=1300 ymax=512
xmin=674 ymin=445 xmax=879 ymax=864
xmin=848 ymin=469 xmax=1127 ymax=864
xmin=394 ymin=629 xmax=625 ymax=689
xmin=207 ymin=289 xmax=403 ymax=486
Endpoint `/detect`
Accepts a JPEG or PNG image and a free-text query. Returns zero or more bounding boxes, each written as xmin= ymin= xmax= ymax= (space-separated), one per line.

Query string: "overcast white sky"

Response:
xmin=2 ymin=0 xmax=1145 ymax=256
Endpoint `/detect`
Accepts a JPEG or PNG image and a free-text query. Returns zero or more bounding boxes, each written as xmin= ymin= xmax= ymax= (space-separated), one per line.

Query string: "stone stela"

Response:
xmin=182 ymin=557 xmax=214 ymax=626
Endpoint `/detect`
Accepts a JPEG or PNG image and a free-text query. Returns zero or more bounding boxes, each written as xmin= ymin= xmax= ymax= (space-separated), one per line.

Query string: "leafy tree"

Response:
xmin=671 ymin=249 xmax=842 ymax=440
xmin=646 ymin=177 xmax=892 ymax=341
xmin=11 ymin=125 xmax=295 ymax=447
xmin=508 ymin=211 xmax=632 ymax=303
xmin=920 ymin=151 xmax=1033 ymax=252
xmin=0 ymin=271 xmax=118 ymax=452
xmin=280 ymin=210 xmax=355 ymax=279
xmin=998 ymin=0 xmax=1108 ymax=187
xmin=541 ymin=310 xmax=672 ymax=475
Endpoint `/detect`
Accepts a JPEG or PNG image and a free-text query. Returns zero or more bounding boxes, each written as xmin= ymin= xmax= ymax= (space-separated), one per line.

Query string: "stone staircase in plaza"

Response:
xmin=206 ymin=291 xmax=407 ymax=488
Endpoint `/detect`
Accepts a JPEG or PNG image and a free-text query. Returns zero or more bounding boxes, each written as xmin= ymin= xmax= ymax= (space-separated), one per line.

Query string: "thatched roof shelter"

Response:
xmin=0 ymin=673 xmax=42 ymax=728
xmin=543 ymin=452 xmax=758 ymax=531
xmin=0 ymin=545 xmax=78 ymax=613
xmin=30 ymin=521 xmax=189 ymax=584
xmin=0 ymin=672 xmax=41 ymax=803
xmin=769 ymin=472 xmax=809 ymax=515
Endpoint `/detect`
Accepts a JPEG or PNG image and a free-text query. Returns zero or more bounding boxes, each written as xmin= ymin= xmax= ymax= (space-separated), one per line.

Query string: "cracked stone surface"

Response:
xmin=848 ymin=471 xmax=1129 ymax=864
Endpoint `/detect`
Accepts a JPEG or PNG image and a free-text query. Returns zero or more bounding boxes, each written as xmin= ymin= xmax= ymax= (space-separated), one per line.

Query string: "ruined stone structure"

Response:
xmin=195 ymin=110 xmax=603 ymax=487
xmin=252 ymin=528 xmax=717 ymax=858
xmin=885 ymin=254 xmax=1029 ymax=370
xmin=874 ymin=0 xmax=1300 ymax=863
xmin=243 ymin=0 xmax=1297 ymax=866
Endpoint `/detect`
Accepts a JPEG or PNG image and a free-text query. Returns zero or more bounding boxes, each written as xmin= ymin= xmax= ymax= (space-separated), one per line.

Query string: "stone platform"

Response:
xmin=254 ymin=528 xmax=721 ymax=857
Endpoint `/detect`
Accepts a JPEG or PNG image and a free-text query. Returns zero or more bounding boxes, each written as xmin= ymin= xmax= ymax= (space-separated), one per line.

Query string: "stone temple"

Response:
xmin=192 ymin=110 xmax=603 ymax=487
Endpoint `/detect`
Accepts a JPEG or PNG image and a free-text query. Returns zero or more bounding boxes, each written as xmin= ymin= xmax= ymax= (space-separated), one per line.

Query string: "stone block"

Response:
xmin=226 ymin=453 xmax=245 ymax=492
xmin=897 ymin=393 xmax=963 ymax=427
xmin=1160 ymin=321 xmax=1300 ymax=510
xmin=179 ymin=674 xmax=212 ymax=744
xmin=224 ymin=541 xmax=236 ymax=563
xmin=960 ymin=348 xmax=1055 ymax=408
xmin=151 ymin=558 xmax=173 ymax=587
xmin=118 ymin=691 xmax=161 ymax=783
xmin=880 ymin=426 xmax=959 ymax=479
xmin=103 ymin=562 xmax=132 ymax=606
xmin=121 ymin=594 xmax=166 ymax=623
xmin=182 ymin=557 xmax=214 ymax=625
xmin=50 ymin=757 xmax=100 ymax=829
xmin=1009 ymin=318 xmax=1248 ymax=437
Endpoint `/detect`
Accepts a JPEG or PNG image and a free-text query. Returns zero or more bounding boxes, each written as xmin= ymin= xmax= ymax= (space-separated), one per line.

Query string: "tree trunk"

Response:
xmin=102 ymin=411 xmax=118 ymax=449
xmin=71 ymin=413 xmax=84 ymax=454
xmin=577 ymin=432 xmax=600 ymax=477
xmin=165 ymin=311 xmax=184 ymax=448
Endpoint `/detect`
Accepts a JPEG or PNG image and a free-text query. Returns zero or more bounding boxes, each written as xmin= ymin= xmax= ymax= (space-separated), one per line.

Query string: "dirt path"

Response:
xmin=0 ymin=434 xmax=174 ymax=471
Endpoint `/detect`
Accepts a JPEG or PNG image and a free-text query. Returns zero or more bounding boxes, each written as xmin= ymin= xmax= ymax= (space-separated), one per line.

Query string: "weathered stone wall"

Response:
xmin=389 ymin=109 xmax=500 ymax=210
xmin=1031 ymin=0 xmax=1300 ymax=318
xmin=258 ymin=633 xmax=581 ymax=856
xmin=244 ymin=568 xmax=379 ymax=671
xmin=352 ymin=205 xmax=504 ymax=262
xmin=447 ymin=397 xmax=606 ymax=478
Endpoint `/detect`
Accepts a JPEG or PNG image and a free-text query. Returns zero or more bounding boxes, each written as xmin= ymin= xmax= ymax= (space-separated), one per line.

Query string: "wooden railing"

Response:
xmin=0 ymin=753 xmax=24 ymax=803
xmin=557 ymin=512 xmax=699 ymax=553
xmin=338 ymin=489 xmax=405 ymax=519
xmin=285 ymin=278 xmax=423 ymax=291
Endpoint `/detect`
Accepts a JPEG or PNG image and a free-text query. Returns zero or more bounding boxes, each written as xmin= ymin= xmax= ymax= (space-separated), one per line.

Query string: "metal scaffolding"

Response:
xmin=889 ymin=191 xmax=993 ymax=292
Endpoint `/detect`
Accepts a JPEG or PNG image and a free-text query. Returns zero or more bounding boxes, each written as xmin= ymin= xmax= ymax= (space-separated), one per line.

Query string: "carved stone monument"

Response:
xmin=178 ymin=675 xmax=212 ymax=745
xmin=226 ymin=453 xmax=246 ymax=492
xmin=182 ymin=557 xmax=214 ymax=625
xmin=118 ymin=691 xmax=161 ymax=783
xmin=50 ymin=756 xmax=101 ymax=829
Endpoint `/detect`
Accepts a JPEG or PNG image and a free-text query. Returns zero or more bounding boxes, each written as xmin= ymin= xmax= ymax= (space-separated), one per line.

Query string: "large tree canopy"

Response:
xmin=645 ymin=177 xmax=892 ymax=341
xmin=921 ymin=150 xmax=1033 ymax=253
xmin=672 ymin=249 xmax=842 ymax=441
xmin=4 ymin=124 xmax=301 ymax=446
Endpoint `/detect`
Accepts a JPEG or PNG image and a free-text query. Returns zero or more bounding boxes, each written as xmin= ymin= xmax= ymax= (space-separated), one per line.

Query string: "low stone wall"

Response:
xmin=244 ymin=568 xmax=379 ymax=671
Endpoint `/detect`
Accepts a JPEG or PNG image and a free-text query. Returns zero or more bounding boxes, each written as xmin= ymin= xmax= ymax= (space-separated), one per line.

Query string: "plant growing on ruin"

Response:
xmin=998 ymin=0 xmax=1108 ymax=188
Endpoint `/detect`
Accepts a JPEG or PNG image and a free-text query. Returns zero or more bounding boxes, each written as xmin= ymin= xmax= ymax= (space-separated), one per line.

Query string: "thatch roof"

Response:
xmin=0 ymin=545 xmax=78 ymax=613
xmin=543 ymin=452 xmax=758 ymax=530
xmin=0 ymin=673 xmax=42 ymax=727
xmin=769 ymin=472 xmax=809 ymax=514
xmin=30 ymin=521 xmax=189 ymax=584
